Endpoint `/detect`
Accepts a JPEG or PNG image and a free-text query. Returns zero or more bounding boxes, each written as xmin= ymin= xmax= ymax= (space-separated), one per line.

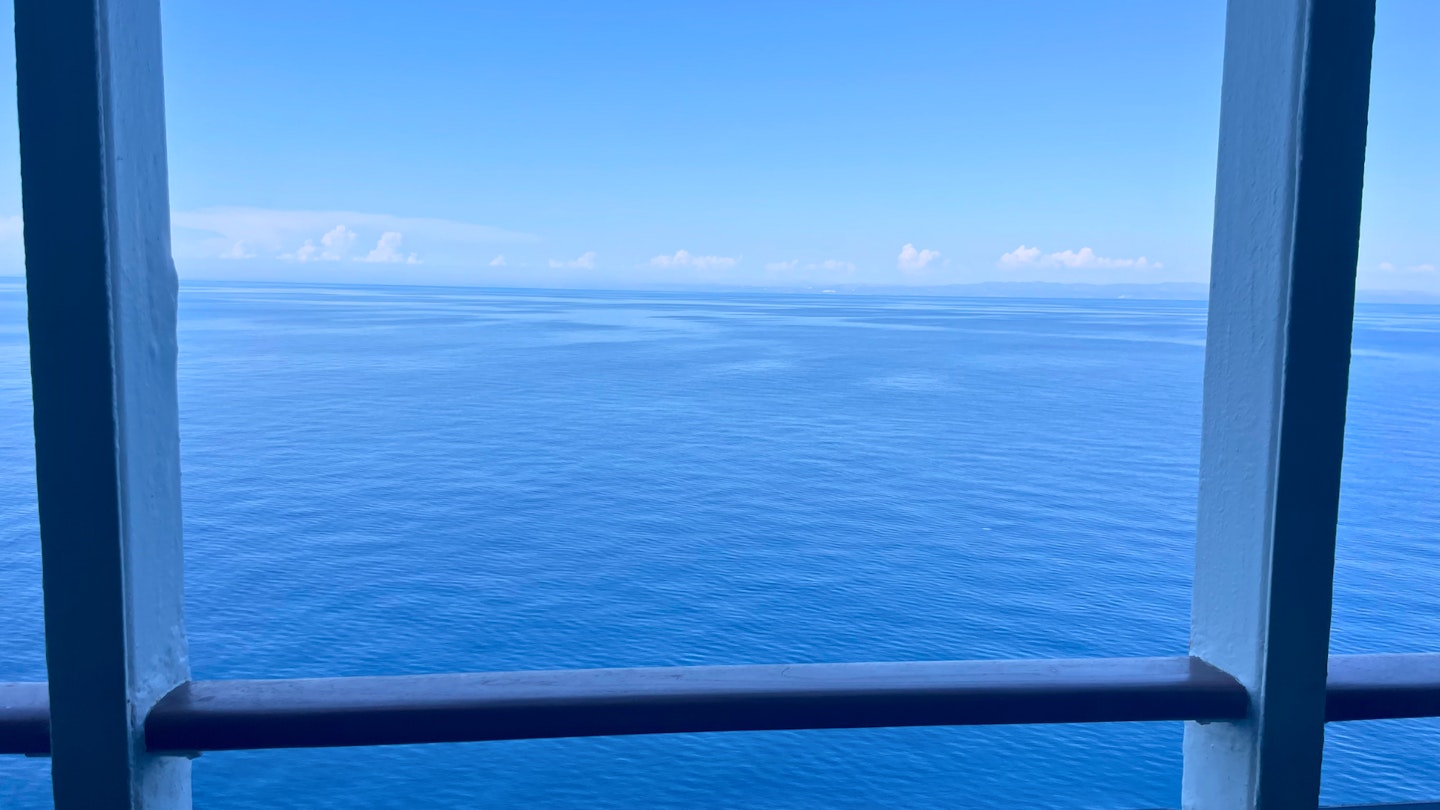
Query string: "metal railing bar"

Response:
xmin=1326 ymin=653 xmax=1440 ymax=722
xmin=144 ymin=656 xmax=1241 ymax=753
xmin=0 ymin=682 xmax=48 ymax=755
xmin=7 ymin=653 xmax=1440 ymax=758
xmin=1326 ymin=804 xmax=1440 ymax=809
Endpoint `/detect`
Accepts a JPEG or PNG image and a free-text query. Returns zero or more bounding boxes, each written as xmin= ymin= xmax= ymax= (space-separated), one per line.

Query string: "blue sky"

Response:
xmin=0 ymin=0 xmax=1433 ymax=291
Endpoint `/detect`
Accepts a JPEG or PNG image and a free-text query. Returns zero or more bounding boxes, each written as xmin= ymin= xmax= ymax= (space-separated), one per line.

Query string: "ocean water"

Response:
xmin=1 ymin=282 xmax=1438 ymax=808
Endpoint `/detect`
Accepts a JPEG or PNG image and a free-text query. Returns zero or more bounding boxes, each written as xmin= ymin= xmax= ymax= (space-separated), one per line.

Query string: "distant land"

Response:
xmin=600 ymin=281 xmax=1440 ymax=305
xmin=791 ymin=282 xmax=1214 ymax=300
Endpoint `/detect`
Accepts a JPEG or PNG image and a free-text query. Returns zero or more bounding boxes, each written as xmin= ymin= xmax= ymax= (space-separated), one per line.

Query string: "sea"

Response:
xmin=1 ymin=281 xmax=1438 ymax=808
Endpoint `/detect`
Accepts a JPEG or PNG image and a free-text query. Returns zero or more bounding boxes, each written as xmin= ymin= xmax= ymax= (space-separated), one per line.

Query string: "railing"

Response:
xmin=4 ymin=653 xmax=1440 ymax=757
xmin=6 ymin=0 xmax=1429 ymax=807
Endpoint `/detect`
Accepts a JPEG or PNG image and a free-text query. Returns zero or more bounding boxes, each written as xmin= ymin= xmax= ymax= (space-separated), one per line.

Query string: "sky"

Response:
xmin=0 ymin=0 xmax=1433 ymax=292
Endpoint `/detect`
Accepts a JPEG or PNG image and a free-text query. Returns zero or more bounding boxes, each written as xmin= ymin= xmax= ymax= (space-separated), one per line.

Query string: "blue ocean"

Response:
xmin=1 ymin=282 xmax=1438 ymax=808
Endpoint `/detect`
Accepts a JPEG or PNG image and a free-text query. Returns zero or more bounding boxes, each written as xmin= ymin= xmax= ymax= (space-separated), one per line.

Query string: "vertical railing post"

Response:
xmin=14 ymin=0 xmax=191 ymax=807
xmin=1183 ymin=1 xmax=1375 ymax=808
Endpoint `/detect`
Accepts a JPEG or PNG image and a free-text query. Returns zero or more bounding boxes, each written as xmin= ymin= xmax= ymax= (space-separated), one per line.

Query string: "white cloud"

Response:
xmin=550 ymin=251 xmax=597 ymax=270
xmin=1359 ymin=260 xmax=1440 ymax=295
xmin=489 ymin=254 xmax=507 ymax=267
xmin=172 ymin=207 xmax=534 ymax=263
xmin=649 ymin=249 xmax=738 ymax=271
xmin=281 ymin=225 xmax=357 ymax=262
xmin=361 ymin=231 xmax=420 ymax=264
xmin=999 ymin=245 xmax=1042 ymax=267
xmin=998 ymin=244 xmax=1161 ymax=270
xmin=897 ymin=243 xmax=941 ymax=272
xmin=1047 ymin=247 xmax=1159 ymax=269
xmin=1376 ymin=261 xmax=1436 ymax=273
xmin=220 ymin=241 xmax=254 ymax=260
xmin=281 ymin=225 xmax=422 ymax=264
xmin=766 ymin=258 xmax=856 ymax=274
xmin=321 ymin=225 xmax=357 ymax=259
xmin=283 ymin=240 xmax=319 ymax=262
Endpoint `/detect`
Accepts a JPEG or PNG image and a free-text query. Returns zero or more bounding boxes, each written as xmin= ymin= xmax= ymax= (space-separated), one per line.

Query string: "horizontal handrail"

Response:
xmin=1327 ymin=804 xmax=1440 ymax=810
xmin=0 ymin=682 xmax=47 ymax=756
xmin=144 ymin=656 xmax=1244 ymax=753
xmin=1326 ymin=653 xmax=1440 ymax=721
xmin=3 ymin=653 xmax=1438 ymax=757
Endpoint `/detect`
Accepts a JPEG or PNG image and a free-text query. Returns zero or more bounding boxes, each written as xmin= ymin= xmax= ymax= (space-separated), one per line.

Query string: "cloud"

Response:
xmin=361 ymin=231 xmax=420 ymax=264
xmin=999 ymin=245 xmax=1161 ymax=270
xmin=766 ymin=258 xmax=856 ymax=274
xmin=278 ymin=225 xmax=423 ymax=264
xmin=1379 ymin=261 xmax=1436 ymax=273
xmin=322 ymin=225 xmax=357 ymax=259
xmin=172 ymin=207 xmax=534 ymax=263
xmin=649 ymin=249 xmax=738 ymax=271
xmin=897 ymin=244 xmax=941 ymax=272
xmin=999 ymin=245 xmax=1042 ymax=267
xmin=489 ymin=255 xmax=507 ymax=267
xmin=283 ymin=241 xmax=318 ymax=262
xmin=220 ymin=241 xmax=254 ymax=259
xmin=550 ymin=251 xmax=597 ymax=270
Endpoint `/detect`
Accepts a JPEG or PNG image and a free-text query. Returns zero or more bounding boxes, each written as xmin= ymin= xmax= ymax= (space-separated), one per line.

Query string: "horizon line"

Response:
xmin=0 ymin=275 xmax=1435 ymax=304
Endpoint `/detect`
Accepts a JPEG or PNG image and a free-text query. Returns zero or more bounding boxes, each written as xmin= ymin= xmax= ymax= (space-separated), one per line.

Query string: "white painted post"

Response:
xmin=15 ymin=0 xmax=192 ymax=807
xmin=1183 ymin=1 xmax=1375 ymax=808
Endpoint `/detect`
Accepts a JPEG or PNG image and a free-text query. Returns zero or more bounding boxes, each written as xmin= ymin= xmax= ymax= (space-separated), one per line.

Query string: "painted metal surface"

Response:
xmin=3 ymin=654 xmax=1231 ymax=756
xmin=143 ymin=656 xmax=1244 ymax=752
xmin=1326 ymin=805 xmax=1440 ymax=810
xmin=0 ymin=683 xmax=48 ymax=756
xmin=1185 ymin=0 xmax=1375 ymax=807
xmin=4 ymin=653 xmax=1434 ymax=757
xmin=1326 ymin=654 xmax=1440 ymax=722
xmin=14 ymin=0 xmax=191 ymax=805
